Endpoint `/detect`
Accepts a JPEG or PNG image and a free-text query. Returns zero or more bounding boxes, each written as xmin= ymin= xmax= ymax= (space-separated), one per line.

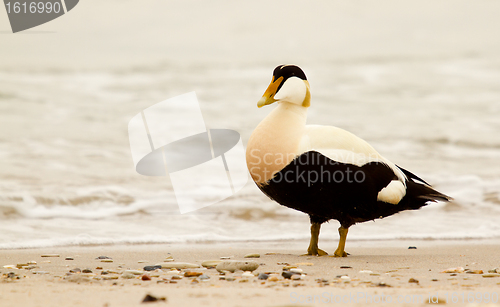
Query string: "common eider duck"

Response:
xmin=246 ymin=65 xmax=451 ymax=257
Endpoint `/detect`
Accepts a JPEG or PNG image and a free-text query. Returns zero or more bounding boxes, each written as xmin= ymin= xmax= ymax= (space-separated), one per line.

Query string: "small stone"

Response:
xmin=441 ymin=267 xmax=464 ymax=273
xmin=82 ymin=269 xmax=92 ymax=273
xmin=216 ymin=260 xmax=259 ymax=273
xmin=171 ymin=275 xmax=183 ymax=280
xmin=16 ymin=263 xmax=28 ymax=269
xmin=291 ymin=274 xmax=302 ymax=280
xmin=27 ymin=261 xmax=36 ymax=265
xmin=239 ymin=278 xmax=249 ymax=283
xmin=101 ymin=271 xmax=109 ymax=275
xmin=69 ymin=268 xmax=81 ymax=273
xmin=408 ymin=278 xmax=419 ymax=284
xmin=377 ymin=282 xmax=391 ymax=287
xmin=95 ymin=256 xmax=112 ymax=260
xmin=220 ymin=256 xmax=231 ymax=260
xmin=201 ymin=260 xmax=222 ymax=268
xmin=6 ymin=272 xmax=16 ymax=279
xmin=32 ymin=271 xmax=49 ymax=274
xmin=125 ymin=270 xmax=143 ymax=275
xmin=137 ymin=260 xmax=147 ymax=263
xmin=242 ymin=271 xmax=254 ymax=278
xmin=101 ymin=259 xmax=113 ymax=263
xmin=225 ymin=277 xmax=236 ymax=282
xmin=290 ymin=268 xmax=303 ymax=274
xmin=161 ymin=262 xmax=200 ymax=269
xmin=482 ymin=274 xmax=500 ymax=278
xmin=340 ymin=276 xmax=350 ymax=282
xmin=295 ymin=263 xmax=314 ymax=266
xmin=199 ymin=274 xmax=210 ymax=280
xmin=408 ymin=246 xmax=417 ymax=249
xmin=244 ymin=253 xmax=260 ymax=258
xmin=184 ymin=271 xmax=203 ymax=277
xmin=268 ymin=275 xmax=279 ymax=282
xmin=141 ymin=274 xmax=151 ymax=281
xmin=3 ymin=265 xmax=15 ymax=269
xmin=282 ymin=265 xmax=297 ymax=270
xmin=141 ymin=294 xmax=166 ymax=303
xmin=95 ymin=267 xmax=103 ymax=270
xmin=121 ymin=272 xmax=136 ymax=279
xmin=258 ymin=273 xmax=269 ymax=280
xmin=359 ymin=270 xmax=373 ymax=274
xmin=166 ymin=270 xmax=181 ymax=275
xmin=143 ymin=265 xmax=162 ymax=271
xmin=65 ymin=257 xmax=74 ymax=261
xmin=431 ymin=279 xmax=438 ymax=281
xmin=282 ymin=271 xmax=299 ymax=279
xmin=41 ymin=254 xmax=59 ymax=257
xmin=466 ymin=269 xmax=483 ymax=274
xmin=340 ymin=266 xmax=352 ymax=269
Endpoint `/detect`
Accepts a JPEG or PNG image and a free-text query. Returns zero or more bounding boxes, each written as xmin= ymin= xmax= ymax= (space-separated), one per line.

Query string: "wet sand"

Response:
xmin=1 ymin=241 xmax=500 ymax=306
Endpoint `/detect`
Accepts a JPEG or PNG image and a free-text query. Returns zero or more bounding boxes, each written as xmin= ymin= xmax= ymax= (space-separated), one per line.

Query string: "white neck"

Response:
xmin=246 ymin=102 xmax=308 ymax=184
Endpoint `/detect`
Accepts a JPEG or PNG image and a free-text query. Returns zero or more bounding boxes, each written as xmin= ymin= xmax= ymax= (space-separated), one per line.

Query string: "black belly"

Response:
xmin=257 ymin=151 xmax=416 ymax=227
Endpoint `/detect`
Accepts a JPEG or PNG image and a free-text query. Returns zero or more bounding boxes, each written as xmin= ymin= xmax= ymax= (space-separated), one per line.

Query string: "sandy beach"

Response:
xmin=1 ymin=240 xmax=500 ymax=306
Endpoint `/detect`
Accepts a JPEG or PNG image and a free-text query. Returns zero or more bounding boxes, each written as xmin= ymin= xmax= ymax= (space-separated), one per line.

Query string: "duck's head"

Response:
xmin=257 ymin=65 xmax=311 ymax=108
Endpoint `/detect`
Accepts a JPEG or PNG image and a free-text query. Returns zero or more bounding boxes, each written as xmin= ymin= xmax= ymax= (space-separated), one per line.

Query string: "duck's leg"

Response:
xmin=333 ymin=226 xmax=349 ymax=257
xmin=304 ymin=222 xmax=328 ymax=256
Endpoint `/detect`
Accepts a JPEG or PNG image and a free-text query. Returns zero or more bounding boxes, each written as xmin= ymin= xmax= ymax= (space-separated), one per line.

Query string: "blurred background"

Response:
xmin=1 ymin=0 xmax=499 ymax=248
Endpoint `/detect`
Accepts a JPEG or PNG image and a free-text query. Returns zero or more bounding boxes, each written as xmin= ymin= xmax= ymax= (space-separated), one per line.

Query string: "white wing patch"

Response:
xmin=377 ymin=180 xmax=406 ymax=204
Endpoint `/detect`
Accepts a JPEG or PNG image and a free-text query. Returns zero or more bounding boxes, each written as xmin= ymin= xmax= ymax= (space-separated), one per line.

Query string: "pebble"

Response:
xmin=32 ymin=271 xmax=50 ymax=275
xmin=220 ymin=256 xmax=232 ymax=260
xmin=16 ymin=263 xmax=28 ymax=269
xmin=441 ymin=267 xmax=464 ymax=273
xmin=216 ymin=260 xmax=259 ymax=273
xmin=482 ymin=274 xmax=500 ymax=278
xmin=82 ymin=269 xmax=92 ymax=273
xmin=359 ymin=270 xmax=373 ymax=274
xmin=121 ymin=272 xmax=136 ymax=279
xmin=268 ymin=276 xmax=279 ymax=282
xmin=408 ymin=246 xmax=417 ymax=249
xmin=201 ymin=260 xmax=222 ymax=268
xmin=161 ymin=262 xmax=200 ymax=269
xmin=242 ymin=271 xmax=254 ymax=278
xmin=408 ymin=278 xmax=419 ymax=284
xmin=125 ymin=270 xmax=143 ymax=275
xmin=41 ymin=254 xmax=60 ymax=258
xmin=3 ymin=265 xmax=15 ymax=269
xmin=166 ymin=270 xmax=181 ymax=275
xmin=258 ymin=273 xmax=269 ymax=280
xmin=141 ymin=294 xmax=166 ymax=303
xmin=95 ymin=256 xmax=112 ymax=260
xmin=199 ymin=274 xmax=210 ymax=280
xmin=290 ymin=268 xmax=303 ymax=274
xmin=340 ymin=266 xmax=352 ymax=269
xmin=244 ymin=253 xmax=260 ymax=258
xmin=431 ymin=279 xmax=438 ymax=281
xmin=225 ymin=277 xmax=236 ymax=281
xmin=69 ymin=268 xmax=81 ymax=273
xmin=143 ymin=265 xmax=162 ymax=271
xmin=101 ymin=271 xmax=109 ymax=275
xmin=141 ymin=274 xmax=151 ymax=281
xmin=282 ymin=271 xmax=299 ymax=279
xmin=171 ymin=275 xmax=183 ymax=280
xmin=28 ymin=261 xmax=36 ymax=265
xmin=65 ymin=257 xmax=74 ymax=261
xmin=137 ymin=260 xmax=147 ymax=263
xmin=101 ymin=259 xmax=113 ymax=263
xmin=291 ymin=274 xmax=302 ymax=280
xmin=466 ymin=269 xmax=483 ymax=274
xmin=282 ymin=265 xmax=297 ymax=270
xmin=340 ymin=276 xmax=350 ymax=282
xmin=295 ymin=263 xmax=314 ymax=266
xmin=95 ymin=267 xmax=103 ymax=270
xmin=184 ymin=271 xmax=203 ymax=277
